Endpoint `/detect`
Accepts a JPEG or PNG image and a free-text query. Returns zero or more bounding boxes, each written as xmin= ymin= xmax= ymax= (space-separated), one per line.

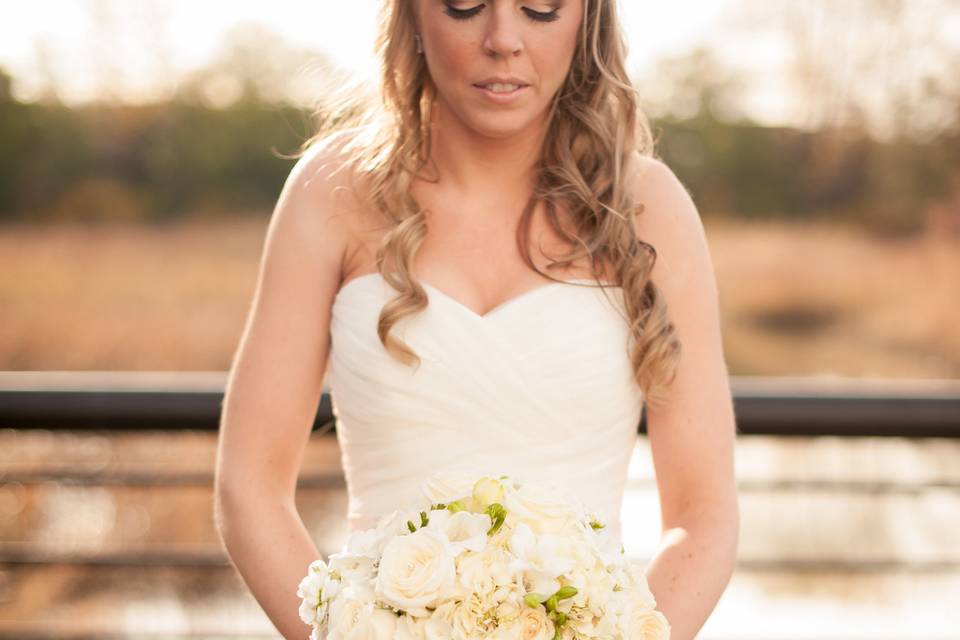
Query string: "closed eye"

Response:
xmin=443 ymin=3 xmax=561 ymax=23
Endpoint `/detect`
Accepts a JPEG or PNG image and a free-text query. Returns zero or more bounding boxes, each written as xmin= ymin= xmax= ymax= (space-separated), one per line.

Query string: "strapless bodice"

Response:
xmin=325 ymin=272 xmax=644 ymax=543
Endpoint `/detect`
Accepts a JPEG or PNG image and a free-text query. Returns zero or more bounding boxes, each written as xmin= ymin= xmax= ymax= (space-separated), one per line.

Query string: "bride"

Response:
xmin=214 ymin=1 xmax=739 ymax=639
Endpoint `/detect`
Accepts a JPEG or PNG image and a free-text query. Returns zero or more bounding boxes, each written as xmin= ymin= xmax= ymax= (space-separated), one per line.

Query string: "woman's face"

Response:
xmin=413 ymin=0 xmax=584 ymax=138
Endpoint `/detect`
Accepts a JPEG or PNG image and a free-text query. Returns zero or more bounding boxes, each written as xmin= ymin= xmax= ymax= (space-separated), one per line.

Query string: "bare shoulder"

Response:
xmin=270 ymin=127 xmax=372 ymax=282
xmin=624 ymin=151 xmax=714 ymax=295
xmin=287 ymin=127 xmax=369 ymax=224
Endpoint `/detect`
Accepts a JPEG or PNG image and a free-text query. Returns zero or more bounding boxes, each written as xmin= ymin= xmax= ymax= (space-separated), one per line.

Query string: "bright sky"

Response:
xmin=0 ymin=0 xmax=737 ymax=104
xmin=3 ymin=1 xmax=959 ymax=139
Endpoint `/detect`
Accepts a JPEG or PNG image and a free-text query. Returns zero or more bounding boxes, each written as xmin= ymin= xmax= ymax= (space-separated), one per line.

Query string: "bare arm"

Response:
xmin=628 ymin=155 xmax=740 ymax=640
xmin=213 ymin=135 xmax=353 ymax=640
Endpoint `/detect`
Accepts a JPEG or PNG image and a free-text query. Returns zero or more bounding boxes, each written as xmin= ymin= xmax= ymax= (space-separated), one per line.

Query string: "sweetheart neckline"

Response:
xmin=334 ymin=272 xmax=622 ymax=321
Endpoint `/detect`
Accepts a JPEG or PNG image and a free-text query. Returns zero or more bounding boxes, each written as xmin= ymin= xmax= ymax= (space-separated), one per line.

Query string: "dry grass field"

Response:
xmin=0 ymin=215 xmax=957 ymax=377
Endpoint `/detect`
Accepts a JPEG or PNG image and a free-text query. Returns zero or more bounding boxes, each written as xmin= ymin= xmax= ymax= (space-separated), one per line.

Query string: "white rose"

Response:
xmin=621 ymin=599 xmax=671 ymax=640
xmin=371 ymin=608 xmax=400 ymax=640
xmin=375 ymin=526 xmax=456 ymax=617
xmin=511 ymin=606 xmax=555 ymax=640
xmin=327 ymin=592 xmax=396 ymax=640
xmin=422 ymin=614 xmax=455 ymax=640
xmin=392 ymin=613 xmax=427 ymax=640
xmin=502 ymin=481 xmax=579 ymax=534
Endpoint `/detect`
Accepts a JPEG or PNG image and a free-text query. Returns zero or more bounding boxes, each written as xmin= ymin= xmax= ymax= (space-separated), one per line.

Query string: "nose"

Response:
xmin=481 ymin=6 xmax=524 ymax=57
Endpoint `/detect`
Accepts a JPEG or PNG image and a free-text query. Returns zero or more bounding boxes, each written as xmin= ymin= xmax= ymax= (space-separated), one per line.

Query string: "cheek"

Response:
xmin=424 ymin=28 xmax=477 ymax=84
xmin=533 ymin=32 xmax=578 ymax=86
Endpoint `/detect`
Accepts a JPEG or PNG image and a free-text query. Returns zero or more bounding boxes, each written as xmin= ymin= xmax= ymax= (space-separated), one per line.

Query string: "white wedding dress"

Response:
xmin=325 ymin=272 xmax=644 ymax=544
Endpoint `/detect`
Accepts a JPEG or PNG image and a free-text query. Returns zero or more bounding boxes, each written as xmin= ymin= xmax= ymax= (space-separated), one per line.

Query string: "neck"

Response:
xmin=419 ymin=95 xmax=549 ymax=203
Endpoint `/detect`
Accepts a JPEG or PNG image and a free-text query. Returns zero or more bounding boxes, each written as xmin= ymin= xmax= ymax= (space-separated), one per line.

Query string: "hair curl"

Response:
xmin=292 ymin=0 xmax=681 ymax=406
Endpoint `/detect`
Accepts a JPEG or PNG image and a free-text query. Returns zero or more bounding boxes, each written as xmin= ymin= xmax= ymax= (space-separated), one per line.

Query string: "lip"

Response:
xmin=473 ymin=83 xmax=528 ymax=104
xmin=475 ymin=76 xmax=529 ymax=86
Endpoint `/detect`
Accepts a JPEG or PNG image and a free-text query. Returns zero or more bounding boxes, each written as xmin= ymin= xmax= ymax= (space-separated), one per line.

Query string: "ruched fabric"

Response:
xmin=326 ymin=272 xmax=644 ymax=544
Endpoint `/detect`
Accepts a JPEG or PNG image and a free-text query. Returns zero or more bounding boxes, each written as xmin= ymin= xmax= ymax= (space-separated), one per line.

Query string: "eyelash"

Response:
xmin=443 ymin=4 xmax=560 ymax=23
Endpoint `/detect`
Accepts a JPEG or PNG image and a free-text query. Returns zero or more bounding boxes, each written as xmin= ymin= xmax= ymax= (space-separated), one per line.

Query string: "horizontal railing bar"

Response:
xmin=1 ymin=544 xmax=957 ymax=572
xmin=0 ymin=371 xmax=958 ymax=436
xmin=1 ymin=470 xmax=957 ymax=493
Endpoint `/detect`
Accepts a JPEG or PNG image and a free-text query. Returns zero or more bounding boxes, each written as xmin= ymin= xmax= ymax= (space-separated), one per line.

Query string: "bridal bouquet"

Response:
xmin=297 ymin=471 xmax=670 ymax=640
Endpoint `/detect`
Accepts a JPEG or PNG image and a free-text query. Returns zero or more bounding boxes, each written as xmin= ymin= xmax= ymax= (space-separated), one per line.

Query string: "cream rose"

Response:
xmin=513 ymin=606 xmax=555 ymax=640
xmin=326 ymin=590 xmax=396 ymax=640
xmin=374 ymin=526 xmax=456 ymax=617
xmin=502 ymin=481 xmax=579 ymax=534
xmin=622 ymin=599 xmax=671 ymax=640
xmin=392 ymin=613 xmax=427 ymax=640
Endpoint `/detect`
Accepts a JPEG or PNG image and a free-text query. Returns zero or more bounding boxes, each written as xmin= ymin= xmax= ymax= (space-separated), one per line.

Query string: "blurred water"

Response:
xmin=0 ymin=429 xmax=957 ymax=639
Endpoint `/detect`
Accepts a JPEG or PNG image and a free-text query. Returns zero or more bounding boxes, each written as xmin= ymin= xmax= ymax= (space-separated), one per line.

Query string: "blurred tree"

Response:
xmin=0 ymin=67 xmax=12 ymax=103
xmin=174 ymin=22 xmax=343 ymax=108
xmin=726 ymin=0 xmax=960 ymax=141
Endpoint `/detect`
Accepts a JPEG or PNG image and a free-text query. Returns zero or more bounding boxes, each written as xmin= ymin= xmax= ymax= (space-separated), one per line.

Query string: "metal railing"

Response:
xmin=0 ymin=370 xmax=957 ymax=437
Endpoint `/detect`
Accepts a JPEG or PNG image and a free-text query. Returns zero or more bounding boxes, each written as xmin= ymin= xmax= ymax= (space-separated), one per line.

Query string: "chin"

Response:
xmin=471 ymin=119 xmax=530 ymax=139
xmin=470 ymin=106 xmax=544 ymax=132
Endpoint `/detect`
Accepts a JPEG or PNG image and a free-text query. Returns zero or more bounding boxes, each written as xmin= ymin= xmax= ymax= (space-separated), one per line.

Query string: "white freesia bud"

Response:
xmin=473 ymin=476 xmax=505 ymax=507
xmin=375 ymin=526 xmax=456 ymax=617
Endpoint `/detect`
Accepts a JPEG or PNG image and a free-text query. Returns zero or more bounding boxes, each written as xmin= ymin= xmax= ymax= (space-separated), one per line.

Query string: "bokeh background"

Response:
xmin=0 ymin=1 xmax=958 ymax=639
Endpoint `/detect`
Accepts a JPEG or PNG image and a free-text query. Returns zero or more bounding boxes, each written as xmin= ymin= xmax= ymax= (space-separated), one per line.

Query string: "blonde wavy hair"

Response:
xmin=294 ymin=0 xmax=681 ymax=406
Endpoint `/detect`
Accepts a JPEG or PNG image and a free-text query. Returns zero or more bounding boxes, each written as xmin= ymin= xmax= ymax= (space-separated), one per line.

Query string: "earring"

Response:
xmin=414 ymin=34 xmax=423 ymax=54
